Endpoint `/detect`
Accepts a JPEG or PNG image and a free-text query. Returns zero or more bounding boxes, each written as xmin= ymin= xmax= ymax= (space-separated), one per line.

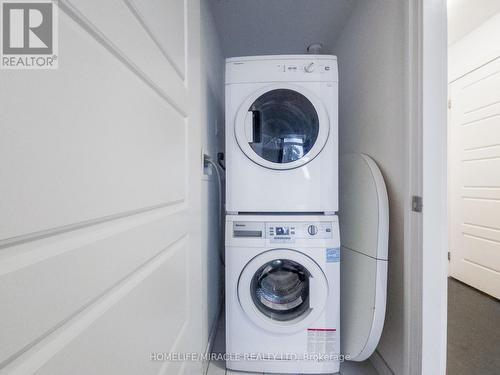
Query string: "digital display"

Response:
xmin=275 ymin=227 xmax=289 ymax=236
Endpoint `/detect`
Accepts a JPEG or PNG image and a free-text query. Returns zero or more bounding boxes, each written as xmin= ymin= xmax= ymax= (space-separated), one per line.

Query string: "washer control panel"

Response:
xmin=232 ymin=221 xmax=333 ymax=243
xmin=267 ymin=222 xmax=332 ymax=243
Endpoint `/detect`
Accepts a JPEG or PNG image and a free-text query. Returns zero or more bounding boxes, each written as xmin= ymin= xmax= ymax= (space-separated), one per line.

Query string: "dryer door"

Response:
xmin=339 ymin=153 xmax=389 ymax=361
xmin=238 ymin=248 xmax=328 ymax=334
xmin=235 ymin=84 xmax=330 ymax=170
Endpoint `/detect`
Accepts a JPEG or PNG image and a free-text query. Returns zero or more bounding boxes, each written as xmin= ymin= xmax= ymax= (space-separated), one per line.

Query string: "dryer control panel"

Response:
xmin=225 ymin=56 xmax=339 ymax=84
xmin=267 ymin=222 xmax=333 ymax=243
xmin=233 ymin=221 xmax=333 ymax=243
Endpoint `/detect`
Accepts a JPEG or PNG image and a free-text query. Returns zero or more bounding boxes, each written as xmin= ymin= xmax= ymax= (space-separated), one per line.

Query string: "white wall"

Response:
xmin=200 ymin=0 xmax=225 ymax=351
xmin=208 ymin=0 xmax=356 ymax=57
xmin=447 ymin=0 xmax=500 ymax=45
xmin=0 ymin=1 xmax=208 ymax=374
xmin=449 ymin=11 xmax=500 ymax=81
xmin=333 ymin=0 xmax=406 ymax=373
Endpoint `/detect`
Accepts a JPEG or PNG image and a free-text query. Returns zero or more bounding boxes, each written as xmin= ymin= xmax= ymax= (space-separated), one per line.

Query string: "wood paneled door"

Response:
xmin=0 ymin=1 xmax=204 ymax=374
xmin=449 ymin=56 xmax=500 ymax=299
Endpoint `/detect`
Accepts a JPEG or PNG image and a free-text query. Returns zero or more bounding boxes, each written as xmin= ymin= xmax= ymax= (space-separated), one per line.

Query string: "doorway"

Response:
xmin=447 ymin=1 xmax=500 ymax=373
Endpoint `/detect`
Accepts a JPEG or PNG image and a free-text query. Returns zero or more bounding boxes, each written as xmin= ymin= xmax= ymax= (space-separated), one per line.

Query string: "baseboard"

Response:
xmin=203 ymin=303 xmax=224 ymax=375
xmin=370 ymin=350 xmax=395 ymax=375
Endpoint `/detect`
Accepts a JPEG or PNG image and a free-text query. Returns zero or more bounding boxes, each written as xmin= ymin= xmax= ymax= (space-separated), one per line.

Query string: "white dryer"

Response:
xmin=225 ymin=215 xmax=341 ymax=374
xmin=225 ymin=55 xmax=338 ymax=213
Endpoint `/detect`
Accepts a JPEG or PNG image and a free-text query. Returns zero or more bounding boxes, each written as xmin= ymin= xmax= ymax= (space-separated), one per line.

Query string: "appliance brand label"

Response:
xmin=326 ymin=247 xmax=340 ymax=263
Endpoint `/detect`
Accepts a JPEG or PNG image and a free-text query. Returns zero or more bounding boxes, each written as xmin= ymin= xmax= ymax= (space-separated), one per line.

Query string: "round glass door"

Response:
xmin=248 ymin=89 xmax=319 ymax=164
xmin=251 ymin=259 xmax=310 ymax=321
xmin=235 ymin=84 xmax=330 ymax=170
xmin=238 ymin=249 xmax=328 ymax=333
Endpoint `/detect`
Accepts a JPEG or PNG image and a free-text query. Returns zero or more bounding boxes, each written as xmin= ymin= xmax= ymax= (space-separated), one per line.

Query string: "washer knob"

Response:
xmin=308 ymin=225 xmax=318 ymax=235
xmin=304 ymin=62 xmax=315 ymax=73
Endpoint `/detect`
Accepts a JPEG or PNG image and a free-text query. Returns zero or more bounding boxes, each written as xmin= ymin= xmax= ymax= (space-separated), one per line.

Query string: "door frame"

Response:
xmin=405 ymin=1 xmax=448 ymax=375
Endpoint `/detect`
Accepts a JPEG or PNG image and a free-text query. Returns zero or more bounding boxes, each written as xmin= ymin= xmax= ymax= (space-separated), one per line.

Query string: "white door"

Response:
xmin=449 ymin=57 xmax=500 ymax=299
xmin=0 ymin=1 xmax=203 ymax=374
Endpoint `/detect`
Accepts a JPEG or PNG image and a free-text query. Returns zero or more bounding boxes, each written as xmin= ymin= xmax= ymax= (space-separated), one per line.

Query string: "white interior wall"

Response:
xmin=333 ymin=1 xmax=407 ymax=373
xmin=448 ymin=11 xmax=500 ymax=81
xmin=200 ymin=0 xmax=225 ymax=350
xmin=209 ymin=0 xmax=355 ymax=57
xmin=447 ymin=0 xmax=500 ymax=45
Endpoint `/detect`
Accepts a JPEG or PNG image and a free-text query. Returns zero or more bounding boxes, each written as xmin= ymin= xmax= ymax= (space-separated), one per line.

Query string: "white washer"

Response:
xmin=225 ymin=55 xmax=338 ymax=214
xmin=225 ymin=215 xmax=341 ymax=374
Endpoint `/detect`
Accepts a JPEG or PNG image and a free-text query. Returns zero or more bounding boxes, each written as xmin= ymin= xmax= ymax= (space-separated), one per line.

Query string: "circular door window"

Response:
xmin=235 ymin=84 xmax=330 ymax=170
xmin=238 ymin=249 xmax=328 ymax=334
xmin=251 ymin=259 xmax=310 ymax=321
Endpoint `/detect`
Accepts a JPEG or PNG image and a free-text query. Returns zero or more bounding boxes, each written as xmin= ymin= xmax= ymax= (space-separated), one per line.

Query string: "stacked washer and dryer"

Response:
xmin=224 ymin=55 xmax=389 ymax=374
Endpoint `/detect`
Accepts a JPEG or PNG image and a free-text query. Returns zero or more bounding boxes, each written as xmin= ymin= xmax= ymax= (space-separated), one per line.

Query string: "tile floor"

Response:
xmin=206 ymin=313 xmax=379 ymax=375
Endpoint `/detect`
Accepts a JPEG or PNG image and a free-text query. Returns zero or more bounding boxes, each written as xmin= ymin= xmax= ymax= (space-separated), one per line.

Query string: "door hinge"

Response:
xmin=448 ymin=99 xmax=452 ymax=109
xmin=448 ymin=251 xmax=451 ymax=261
xmin=412 ymin=195 xmax=423 ymax=212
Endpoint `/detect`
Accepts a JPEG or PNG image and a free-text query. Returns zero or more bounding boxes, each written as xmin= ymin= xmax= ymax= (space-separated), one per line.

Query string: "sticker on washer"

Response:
xmin=307 ymin=328 xmax=337 ymax=355
xmin=326 ymin=247 xmax=340 ymax=263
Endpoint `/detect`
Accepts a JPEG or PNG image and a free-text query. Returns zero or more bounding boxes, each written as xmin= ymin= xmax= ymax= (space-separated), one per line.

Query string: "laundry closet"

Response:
xmin=203 ymin=1 xmax=408 ymax=374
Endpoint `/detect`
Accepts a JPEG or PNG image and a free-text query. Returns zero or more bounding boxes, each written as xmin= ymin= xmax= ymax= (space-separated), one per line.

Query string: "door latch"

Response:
xmin=412 ymin=195 xmax=423 ymax=212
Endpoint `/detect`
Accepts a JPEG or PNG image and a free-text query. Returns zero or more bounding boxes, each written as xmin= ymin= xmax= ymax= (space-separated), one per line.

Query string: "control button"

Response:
xmin=307 ymin=225 xmax=318 ymax=236
xmin=325 ymin=66 xmax=331 ymax=71
xmin=304 ymin=62 xmax=315 ymax=73
xmin=326 ymin=228 xmax=331 ymax=233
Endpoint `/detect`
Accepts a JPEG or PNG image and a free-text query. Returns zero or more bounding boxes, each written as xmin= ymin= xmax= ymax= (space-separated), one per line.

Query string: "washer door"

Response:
xmin=238 ymin=249 xmax=328 ymax=334
xmin=235 ymin=84 xmax=330 ymax=170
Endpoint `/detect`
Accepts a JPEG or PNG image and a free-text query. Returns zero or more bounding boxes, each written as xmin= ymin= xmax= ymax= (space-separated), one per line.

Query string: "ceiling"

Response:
xmin=448 ymin=0 xmax=500 ymax=45
xmin=208 ymin=0 xmax=356 ymax=57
